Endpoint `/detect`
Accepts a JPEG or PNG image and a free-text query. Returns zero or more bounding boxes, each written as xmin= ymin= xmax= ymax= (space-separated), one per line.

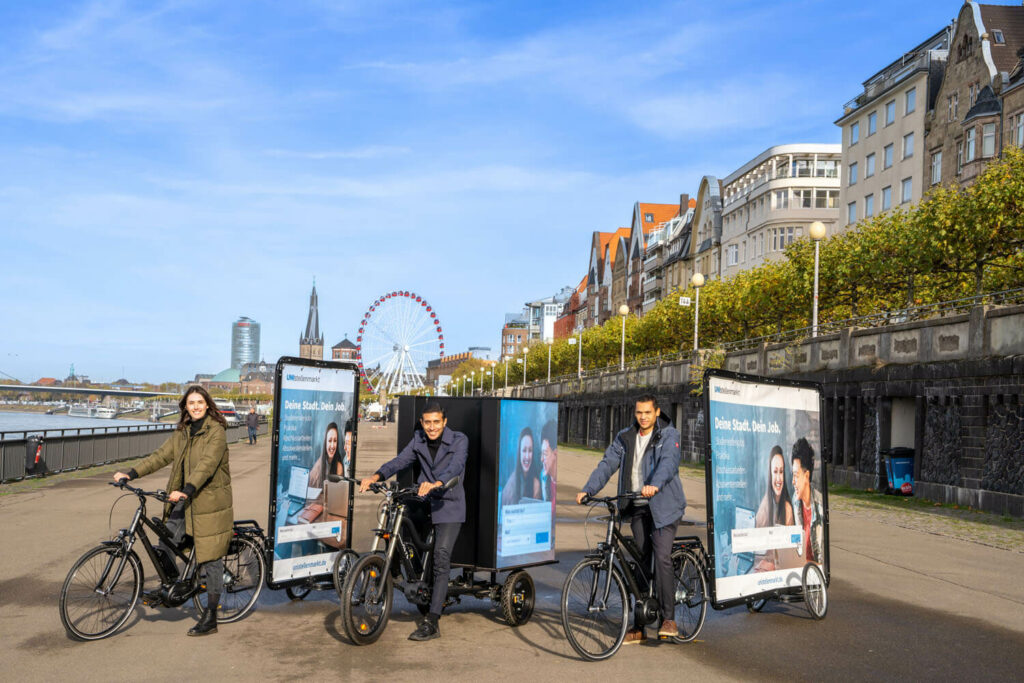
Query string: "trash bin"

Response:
xmin=25 ymin=435 xmax=44 ymax=475
xmin=882 ymin=446 xmax=914 ymax=495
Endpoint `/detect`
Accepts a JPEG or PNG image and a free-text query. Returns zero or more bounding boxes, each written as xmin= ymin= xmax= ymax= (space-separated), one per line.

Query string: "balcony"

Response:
xmin=842 ymin=51 xmax=932 ymax=114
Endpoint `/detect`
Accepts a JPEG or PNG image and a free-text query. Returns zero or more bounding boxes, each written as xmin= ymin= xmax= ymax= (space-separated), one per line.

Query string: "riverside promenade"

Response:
xmin=2 ymin=422 xmax=1023 ymax=681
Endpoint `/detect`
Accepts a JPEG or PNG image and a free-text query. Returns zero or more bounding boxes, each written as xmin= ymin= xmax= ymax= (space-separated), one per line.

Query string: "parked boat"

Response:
xmin=68 ymin=403 xmax=117 ymax=419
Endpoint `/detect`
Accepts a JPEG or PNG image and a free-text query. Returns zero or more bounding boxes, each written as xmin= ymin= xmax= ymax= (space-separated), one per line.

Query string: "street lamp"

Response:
xmin=618 ymin=304 xmax=629 ymax=371
xmin=522 ymin=347 xmax=529 ymax=387
xmin=691 ymin=272 xmax=705 ymax=351
xmin=809 ymin=220 xmax=827 ymax=337
xmin=546 ymin=339 xmax=553 ymax=382
xmin=568 ymin=332 xmax=582 ymax=378
xmin=469 ymin=373 xmax=474 ymax=396
xmin=504 ymin=360 xmax=509 ymax=390
xmin=488 ymin=370 xmax=493 ymax=393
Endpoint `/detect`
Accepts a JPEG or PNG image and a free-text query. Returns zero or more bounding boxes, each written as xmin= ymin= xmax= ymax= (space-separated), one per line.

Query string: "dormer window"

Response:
xmin=992 ymin=30 xmax=1005 ymax=45
xmin=644 ymin=213 xmax=654 ymax=222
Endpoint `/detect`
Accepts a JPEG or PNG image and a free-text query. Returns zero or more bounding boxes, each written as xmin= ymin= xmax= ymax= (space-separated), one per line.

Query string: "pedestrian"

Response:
xmin=113 ymin=385 xmax=233 ymax=636
xmin=576 ymin=394 xmax=686 ymax=643
xmin=246 ymin=407 xmax=259 ymax=445
xmin=359 ymin=401 xmax=467 ymax=641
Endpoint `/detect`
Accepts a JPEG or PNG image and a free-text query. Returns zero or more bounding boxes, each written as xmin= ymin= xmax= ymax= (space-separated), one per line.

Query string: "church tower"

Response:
xmin=299 ymin=280 xmax=324 ymax=360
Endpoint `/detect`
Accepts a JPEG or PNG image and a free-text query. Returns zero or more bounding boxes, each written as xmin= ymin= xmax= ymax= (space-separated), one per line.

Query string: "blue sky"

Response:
xmin=0 ymin=0 xmax=972 ymax=383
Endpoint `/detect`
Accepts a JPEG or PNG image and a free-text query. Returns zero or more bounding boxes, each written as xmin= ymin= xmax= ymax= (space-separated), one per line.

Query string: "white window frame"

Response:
xmin=864 ymin=193 xmax=875 ymax=218
xmin=982 ymin=122 xmax=996 ymax=158
xmin=882 ymin=185 xmax=892 ymax=210
xmin=903 ymin=132 xmax=914 ymax=159
xmin=868 ymin=111 xmax=877 ymax=135
xmin=849 ymin=161 xmax=858 ymax=185
xmin=865 ymin=152 xmax=875 ymax=178
xmin=905 ymin=87 xmax=916 ymax=115
xmin=931 ymin=151 xmax=942 ymax=185
xmin=901 ymin=177 xmax=913 ymax=204
xmin=847 ymin=201 xmax=857 ymax=225
xmin=850 ymin=122 xmax=860 ymax=145
xmin=966 ymin=128 xmax=976 ymax=162
xmin=883 ymin=143 xmax=894 ymax=169
xmin=885 ymin=99 xmax=896 ymax=125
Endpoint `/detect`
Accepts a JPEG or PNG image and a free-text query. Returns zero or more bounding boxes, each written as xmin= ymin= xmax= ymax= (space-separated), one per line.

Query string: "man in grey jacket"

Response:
xmin=577 ymin=394 xmax=686 ymax=643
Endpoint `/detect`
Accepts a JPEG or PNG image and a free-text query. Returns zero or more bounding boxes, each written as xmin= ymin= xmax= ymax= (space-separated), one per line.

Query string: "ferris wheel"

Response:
xmin=356 ymin=291 xmax=444 ymax=395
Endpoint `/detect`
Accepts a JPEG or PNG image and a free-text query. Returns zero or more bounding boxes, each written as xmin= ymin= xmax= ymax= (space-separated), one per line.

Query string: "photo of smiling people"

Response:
xmin=497 ymin=400 xmax=558 ymax=569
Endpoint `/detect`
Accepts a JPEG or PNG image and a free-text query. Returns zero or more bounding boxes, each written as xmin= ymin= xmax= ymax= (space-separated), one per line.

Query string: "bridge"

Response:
xmin=0 ymin=385 xmax=177 ymax=398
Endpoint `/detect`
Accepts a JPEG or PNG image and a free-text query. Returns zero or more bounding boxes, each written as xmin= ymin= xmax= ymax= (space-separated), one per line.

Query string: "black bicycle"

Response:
xmin=58 ymin=480 xmax=266 ymax=640
xmin=560 ymin=493 xmax=708 ymax=661
xmin=340 ymin=477 xmax=460 ymax=644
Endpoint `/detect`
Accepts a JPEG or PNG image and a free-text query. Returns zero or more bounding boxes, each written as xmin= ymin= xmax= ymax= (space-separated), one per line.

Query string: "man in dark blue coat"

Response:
xmin=359 ymin=401 xmax=468 ymax=642
xmin=577 ymin=394 xmax=686 ymax=643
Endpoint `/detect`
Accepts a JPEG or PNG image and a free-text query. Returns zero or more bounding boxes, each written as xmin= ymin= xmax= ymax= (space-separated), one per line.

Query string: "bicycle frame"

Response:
xmin=588 ymin=498 xmax=656 ymax=612
xmin=376 ymin=492 xmax=435 ymax=592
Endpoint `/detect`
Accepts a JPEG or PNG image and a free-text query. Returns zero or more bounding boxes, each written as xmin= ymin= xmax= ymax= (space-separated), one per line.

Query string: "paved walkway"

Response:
xmin=1 ymin=422 xmax=1022 ymax=681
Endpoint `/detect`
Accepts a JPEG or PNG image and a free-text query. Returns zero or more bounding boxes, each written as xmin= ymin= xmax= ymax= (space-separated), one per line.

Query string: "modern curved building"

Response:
xmin=231 ymin=317 xmax=260 ymax=370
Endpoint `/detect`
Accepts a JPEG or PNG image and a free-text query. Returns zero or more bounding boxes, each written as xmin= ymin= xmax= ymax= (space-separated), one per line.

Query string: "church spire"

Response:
xmin=299 ymin=280 xmax=324 ymax=360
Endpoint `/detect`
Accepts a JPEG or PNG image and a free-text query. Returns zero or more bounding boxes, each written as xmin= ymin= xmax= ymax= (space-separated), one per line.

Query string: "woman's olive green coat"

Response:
xmin=133 ymin=419 xmax=233 ymax=564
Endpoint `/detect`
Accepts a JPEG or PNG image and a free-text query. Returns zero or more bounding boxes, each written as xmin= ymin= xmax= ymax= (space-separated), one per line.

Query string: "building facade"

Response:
xmin=720 ymin=144 xmax=842 ymax=279
xmin=926 ymin=3 xmax=1024 ymax=189
xmin=641 ymin=196 xmax=694 ymax=312
xmin=331 ymin=336 xmax=357 ymax=361
xmin=230 ymin=316 xmax=260 ymax=370
xmin=838 ymin=27 xmax=952 ymax=226
xmin=500 ymin=314 xmax=529 ymax=360
xmin=625 ymin=202 xmax=679 ymax=314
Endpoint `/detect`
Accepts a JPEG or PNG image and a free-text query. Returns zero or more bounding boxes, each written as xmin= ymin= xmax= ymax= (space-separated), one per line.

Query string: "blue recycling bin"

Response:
xmin=883 ymin=447 xmax=914 ymax=495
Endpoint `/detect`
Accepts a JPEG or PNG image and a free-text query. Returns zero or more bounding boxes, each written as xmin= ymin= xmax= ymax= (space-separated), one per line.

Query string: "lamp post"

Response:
xmin=488 ymin=370 xmax=493 ymax=393
xmin=618 ymin=304 xmax=629 ymax=371
xmin=809 ymin=220 xmax=827 ymax=338
xmin=546 ymin=339 xmax=553 ymax=382
xmin=504 ymin=359 xmax=509 ymax=390
xmin=568 ymin=333 xmax=581 ymax=378
xmin=691 ymin=272 xmax=705 ymax=351
xmin=522 ymin=347 xmax=529 ymax=387
xmin=468 ymin=373 xmax=474 ymax=396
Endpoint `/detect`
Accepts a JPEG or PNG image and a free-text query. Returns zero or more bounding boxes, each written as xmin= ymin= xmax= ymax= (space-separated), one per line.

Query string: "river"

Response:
xmin=0 ymin=411 xmax=162 ymax=437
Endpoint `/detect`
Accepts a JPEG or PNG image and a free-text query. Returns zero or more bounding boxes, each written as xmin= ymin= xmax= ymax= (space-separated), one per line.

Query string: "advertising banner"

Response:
xmin=705 ymin=371 xmax=827 ymax=605
xmin=270 ymin=358 xmax=358 ymax=584
xmin=496 ymin=400 xmax=557 ymax=569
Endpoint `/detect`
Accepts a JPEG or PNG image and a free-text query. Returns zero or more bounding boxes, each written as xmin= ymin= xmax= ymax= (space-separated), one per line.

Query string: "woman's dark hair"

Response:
xmin=510 ymin=426 xmax=540 ymax=501
xmin=176 ymin=385 xmax=227 ymax=431
xmin=766 ymin=445 xmax=791 ymax=525
xmin=323 ymin=421 xmax=341 ymax=471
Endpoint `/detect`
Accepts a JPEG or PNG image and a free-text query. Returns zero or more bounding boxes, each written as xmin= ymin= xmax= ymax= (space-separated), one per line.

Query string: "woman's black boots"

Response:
xmin=188 ymin=594 xmax=219 ymax=636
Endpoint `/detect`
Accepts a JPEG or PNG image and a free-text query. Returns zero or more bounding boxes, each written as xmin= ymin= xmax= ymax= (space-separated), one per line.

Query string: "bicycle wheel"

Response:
xmin=59 ymin=545 xmax=142 ymax=640
xmin=286 ymin=585 xmax=312 ymax=601
xmin=561 ymin=558 xmax=629 ymax=661
xmin=193 ymin=535 xmax=265 ymax=623
xmin=342 ymin=553 xmax=393 ymax=645
xmin=670 ymin=549 xmax=707 ymax=643
xmin=802 ymin=563 xmax=827 ymax=620
xmin=500 ymin=570 xmax=535 ymax=626
xmin=746 ymin=597 xmax=768 ymax=613
xmin=332 ymin=549 xmax=360 ymax=597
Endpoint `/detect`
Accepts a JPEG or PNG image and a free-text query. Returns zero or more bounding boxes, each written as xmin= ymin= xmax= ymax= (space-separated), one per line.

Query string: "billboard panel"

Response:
xmin=705 ymin=371 xmax=828 ymax=605
xmin=269 ymin=358 xmax=358 ymax=584
xmin=496 ymin=400 xmax=557 ymax=569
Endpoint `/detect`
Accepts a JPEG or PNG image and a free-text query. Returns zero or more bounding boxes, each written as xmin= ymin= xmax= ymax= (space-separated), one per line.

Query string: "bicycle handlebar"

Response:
xmin=579 ymin=491 xmax=646 ymax=506
xmin=108 ymin=480 xmax=169 ymax=503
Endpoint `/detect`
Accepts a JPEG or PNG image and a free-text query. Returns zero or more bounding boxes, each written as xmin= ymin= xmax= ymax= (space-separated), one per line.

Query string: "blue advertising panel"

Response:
xmin=706 ymin=372 xmax=827 ymax=605
xmin=496 ymin=400 xmax=557 ymax=569
xmin=270 ymin=359 xmax=358 ymax=584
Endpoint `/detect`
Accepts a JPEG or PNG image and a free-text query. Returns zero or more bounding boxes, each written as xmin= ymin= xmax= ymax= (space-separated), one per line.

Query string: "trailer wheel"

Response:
xmin=500 ymin=570 xmax=535 ymax=626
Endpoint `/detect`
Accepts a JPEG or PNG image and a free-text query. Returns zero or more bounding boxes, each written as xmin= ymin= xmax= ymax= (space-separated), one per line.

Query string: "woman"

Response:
xmin=113 ymin=385 xmax=233 ymax=637
xmin=752 ymin=445 xmax=794 ymax=573
xmin=501 ymin=426 xmax=542 ymax=505
xmin=307 ymin=421 xmax=347 ymax=489
xmin=755 ymin=445 xmax=795 ymax=528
